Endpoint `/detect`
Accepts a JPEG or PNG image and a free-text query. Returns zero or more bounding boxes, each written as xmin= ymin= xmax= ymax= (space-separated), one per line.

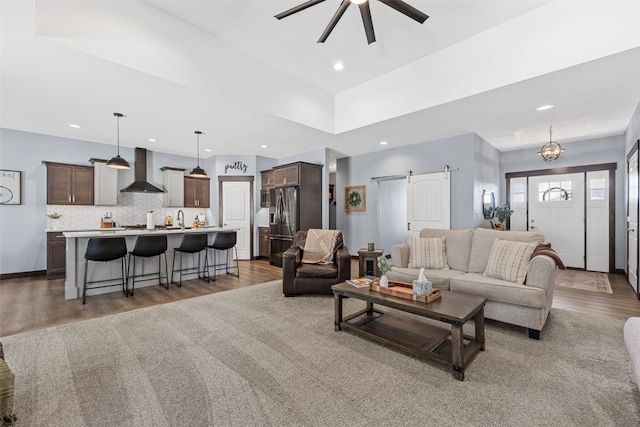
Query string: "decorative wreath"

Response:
xmin=347 ymin=190 xmax=362 ymax=207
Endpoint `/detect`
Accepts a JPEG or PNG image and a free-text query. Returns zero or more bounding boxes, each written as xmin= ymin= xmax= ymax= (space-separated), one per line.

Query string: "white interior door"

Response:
xmin=586 ymin=170 xmax=609 ymax=272
xmin=528 ymin=173 xmax=585 ymax=268
xmin=628 ymin=151 xmax=639 ymax=292
xmin=407 ymin=172 xmax=450 ymax=235
xmin=222 ymin=180 xmax=251 ymax=260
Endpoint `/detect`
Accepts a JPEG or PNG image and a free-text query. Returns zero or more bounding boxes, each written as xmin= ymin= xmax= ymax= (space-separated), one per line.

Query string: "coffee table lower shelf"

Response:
xmin=340 ymin=308 xmax=483 ymax=376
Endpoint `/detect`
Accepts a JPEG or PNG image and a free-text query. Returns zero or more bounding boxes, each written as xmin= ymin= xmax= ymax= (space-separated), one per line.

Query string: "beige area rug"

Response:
xmin=556 ymin=269 xmax=613 ymax=293
xmin=2 ymin=281 xmax=639 ymax=426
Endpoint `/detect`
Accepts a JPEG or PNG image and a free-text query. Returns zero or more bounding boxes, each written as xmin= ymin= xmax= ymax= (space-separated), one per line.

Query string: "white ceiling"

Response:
xmin=2 ymin=0 xmax=640 ymax=163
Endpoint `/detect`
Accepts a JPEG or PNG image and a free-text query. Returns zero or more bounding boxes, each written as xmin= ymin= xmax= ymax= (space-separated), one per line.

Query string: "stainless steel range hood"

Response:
xmin=120 ymin=147 xmax=164 ymax=193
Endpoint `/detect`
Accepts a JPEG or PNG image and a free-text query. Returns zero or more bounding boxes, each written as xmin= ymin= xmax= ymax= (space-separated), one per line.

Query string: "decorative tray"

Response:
xmin=370 ymin=280 xmax=441 ymax=303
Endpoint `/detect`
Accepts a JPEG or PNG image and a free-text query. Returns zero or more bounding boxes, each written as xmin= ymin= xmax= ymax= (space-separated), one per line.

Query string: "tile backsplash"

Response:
xmin=46 ymin=193 xmax=213 ymax=229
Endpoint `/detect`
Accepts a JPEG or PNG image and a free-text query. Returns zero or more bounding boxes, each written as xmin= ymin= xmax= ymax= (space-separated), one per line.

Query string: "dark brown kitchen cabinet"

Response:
xmin=274 ymin=165 xmax=299 ymax=187
xmin=47 ymin=231 xmax=66 ymax=277
xmin=184 ymin=176 xmax=210 ymax=208
xmin=44 ymin=162 xmax=94 ymax=205
xmin=258 ymin=227 xmax=270 ymax=258
xmin=261 ymin=170 xmax=274 ymax=188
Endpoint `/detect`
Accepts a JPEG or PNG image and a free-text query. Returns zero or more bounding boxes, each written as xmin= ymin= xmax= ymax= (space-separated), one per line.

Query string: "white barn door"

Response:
xmin=407 ymin=172 xmax=450 ymax=235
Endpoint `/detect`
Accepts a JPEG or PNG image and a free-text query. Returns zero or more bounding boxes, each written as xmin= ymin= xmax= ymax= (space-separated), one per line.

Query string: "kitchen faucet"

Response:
xmin=177 ymin=210 xmax=184 ymax=229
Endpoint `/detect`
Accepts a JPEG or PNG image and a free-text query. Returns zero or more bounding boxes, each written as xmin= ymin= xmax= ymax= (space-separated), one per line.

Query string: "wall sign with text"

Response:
xmin=0 ymin=170 xmax=21 ymax=205
xmin=224 ymin=161 xmax=249 ymax=174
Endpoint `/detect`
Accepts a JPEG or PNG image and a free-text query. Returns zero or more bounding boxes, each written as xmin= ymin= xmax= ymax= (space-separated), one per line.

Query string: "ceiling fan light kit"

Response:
xmin=538 ymin=125 xmax=565 ymax=162
xmin=275 ymin=0 xmax=429 ymax=45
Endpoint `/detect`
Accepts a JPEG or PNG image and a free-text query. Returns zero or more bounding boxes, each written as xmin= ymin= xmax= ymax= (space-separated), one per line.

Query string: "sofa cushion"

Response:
xmin=407 ymin=236 xmax=448 ymax=269
xmin=468 ymin=228 xmax=544 ymax=274
xmin=484 ymin=239 xmax=538 ymax=284
xmin=387 ymin=267 xmax=465 ymax=290
xmin=296 ymin=263 xmax=338 ymax=279
xmin=450 ymin=273 xmax=546 ymax=309
xmin=624 ymin=317 xmax=640 ymax=387
xmin=419 ymin=228 xmax=473 ymax=272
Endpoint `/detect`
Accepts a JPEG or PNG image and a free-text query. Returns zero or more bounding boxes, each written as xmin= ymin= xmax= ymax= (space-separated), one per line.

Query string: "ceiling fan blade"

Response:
xmin=317 ymin=0 xmax=351 ymax=43
xmin=275 ymin=0 xmax=326 ymax=20
xmin=378 ymin=0 xmax=429 ymax=23
xmin=359 ymin=2 xmax=376 ymax=44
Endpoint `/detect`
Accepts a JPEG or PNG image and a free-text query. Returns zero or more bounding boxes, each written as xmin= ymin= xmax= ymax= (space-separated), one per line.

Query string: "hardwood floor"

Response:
xmin=1 ymin=259 xmax=639 ymax=338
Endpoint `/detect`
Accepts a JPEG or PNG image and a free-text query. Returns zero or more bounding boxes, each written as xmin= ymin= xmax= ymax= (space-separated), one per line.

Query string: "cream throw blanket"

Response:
xmin=301 ymin=229 xmax=340 ymax=265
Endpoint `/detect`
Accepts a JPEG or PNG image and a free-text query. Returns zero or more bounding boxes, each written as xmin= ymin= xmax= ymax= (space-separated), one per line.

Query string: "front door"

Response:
xmin=221 ymin=180 xmax=252 ymax=260
xmin=628 ymin=151 xmax=639 ymax=293
xmin=528 ymin=173 xmax=585 ymax=268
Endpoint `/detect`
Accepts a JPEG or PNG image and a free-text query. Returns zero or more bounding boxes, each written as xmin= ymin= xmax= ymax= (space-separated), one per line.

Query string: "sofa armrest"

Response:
xmin=336 ymin=245 xmax=351 ymax=283
xmin=526 ymin=255 xmax=558 ymax=307
xmin=390 ymin=243 xmax=410 ymax=268
xmin=282 ymin=246 xmax=301 ymax=295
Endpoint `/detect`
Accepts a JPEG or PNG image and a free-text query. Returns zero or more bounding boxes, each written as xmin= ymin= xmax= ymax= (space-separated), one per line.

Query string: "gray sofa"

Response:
xmin=387 ymin=228 xmax=558 ymax=339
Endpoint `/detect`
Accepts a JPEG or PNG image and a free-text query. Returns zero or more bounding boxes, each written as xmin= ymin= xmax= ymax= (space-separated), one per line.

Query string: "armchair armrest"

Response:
xmin=336 ymin=245 xmax=351 ymax=283
xmin=282 ymin=246 xmax=301 ymax=295
xmin=390 ymin=243 xmax=410 ymax=268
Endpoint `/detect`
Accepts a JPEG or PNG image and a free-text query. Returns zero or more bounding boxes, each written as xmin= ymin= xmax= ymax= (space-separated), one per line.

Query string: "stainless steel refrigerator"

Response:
xmin=269 ymin=186 xmax=299 ymax=266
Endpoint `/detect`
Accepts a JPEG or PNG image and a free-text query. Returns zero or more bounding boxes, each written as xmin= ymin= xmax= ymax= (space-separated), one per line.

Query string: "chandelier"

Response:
xmin=537 ymin=125 xmax=564 ymax=162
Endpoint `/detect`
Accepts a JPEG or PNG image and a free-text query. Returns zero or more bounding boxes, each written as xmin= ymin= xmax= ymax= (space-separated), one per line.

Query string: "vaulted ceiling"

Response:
xmin=2 ymin=1 xmax=639 ymax=161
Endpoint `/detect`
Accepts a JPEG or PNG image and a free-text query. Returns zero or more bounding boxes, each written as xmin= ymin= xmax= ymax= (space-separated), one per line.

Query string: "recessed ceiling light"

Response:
xmin=261 ymin=145 xmax=268 ymax=148
xmin=380 ymin=141 xmax=388 ymax=145
xmin=148 ymin=138 xmax=156 ymax=142
xmin=204 ymin=148 xmax=212 ymax=152
xmin=536 ymin=104 xmax=554 ymax=111
xmin=69 ymin=124 xmax=81 ymax=129
xmin=333 ymin=62 xmax=344 ymax=71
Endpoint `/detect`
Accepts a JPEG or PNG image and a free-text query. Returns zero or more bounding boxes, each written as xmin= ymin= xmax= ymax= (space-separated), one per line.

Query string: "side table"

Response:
xmin=358 ymin=249 xmax=383 ymax=277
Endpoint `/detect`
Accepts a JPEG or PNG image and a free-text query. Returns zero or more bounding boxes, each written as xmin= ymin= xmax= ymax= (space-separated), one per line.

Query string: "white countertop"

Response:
xmin=61 ymin=226 xmax=231 ymax=238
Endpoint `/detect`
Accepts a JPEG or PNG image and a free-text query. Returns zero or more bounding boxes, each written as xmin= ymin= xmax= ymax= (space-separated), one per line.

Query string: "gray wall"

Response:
xmin=500 ymin=134 xmax=626 ymax=270
xmin=336 ymin=133 xmax=501 ymax=255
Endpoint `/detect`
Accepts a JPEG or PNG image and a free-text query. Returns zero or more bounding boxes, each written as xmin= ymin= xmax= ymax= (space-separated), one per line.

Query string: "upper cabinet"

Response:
xmin=274 ymin=165 xmax=299 ymax=187
xmin=184 ymin=176 xmax=210 ymax=208
xmin=161 ymin=167 xmax=185 ymax=207
xmin=90 ymin=159 xmax=118 ymax=206
xmin=44 ymin=162 xmax=94 ymax=205
xmin=261 ymin=170 xmax=275 ymax=188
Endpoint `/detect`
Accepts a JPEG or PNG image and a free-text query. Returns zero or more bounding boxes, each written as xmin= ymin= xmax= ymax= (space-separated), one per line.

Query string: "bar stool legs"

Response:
xmin=127 ymin=235 xmax=169 ymax=296
xmin=205 ymin=231 xmax=239 ymax=282
xmin=82 ymin=237 xmax=128 ymax=304
xmin=171 ymin=234 xmax=208 ymax=287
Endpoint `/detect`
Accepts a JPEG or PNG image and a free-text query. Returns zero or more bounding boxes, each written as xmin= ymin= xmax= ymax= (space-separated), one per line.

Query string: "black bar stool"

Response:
xmin=83 ymin=237 xmax=128 ymax=304
xmin=127 ymin=234 xmax=168 ymax=295
xmin=171 ymin=233 xmax=208 ymax=286
xmin=205 ymin=231 xmax=239 ymax=281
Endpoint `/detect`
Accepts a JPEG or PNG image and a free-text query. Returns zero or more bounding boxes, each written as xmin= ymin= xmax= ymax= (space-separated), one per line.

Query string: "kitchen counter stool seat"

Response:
xmin=83 ymin=237 xmax=128 ymax=304
xmin=171 ymin=233 xmax=208 ymax=286
xmin=128 ymin=234 xmax=168 ymax=295
xmin=206 ymin=231 xmax=239 ymax=281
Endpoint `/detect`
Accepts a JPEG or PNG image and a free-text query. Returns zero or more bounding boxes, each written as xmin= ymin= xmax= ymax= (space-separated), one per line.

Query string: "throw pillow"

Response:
xmin=484 ymin=239 xmax=538 ymax=284
xmin=301 ymin=229 xmax=340 ymax=265
xmin=407 ymin=236 xmax=449 ymax=270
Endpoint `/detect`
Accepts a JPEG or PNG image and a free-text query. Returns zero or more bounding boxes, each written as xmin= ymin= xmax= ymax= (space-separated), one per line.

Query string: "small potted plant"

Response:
xmin=47 ymin=212 xmax=62 ymax=229
xmin=489 ymin=204 xmax=513 ymax=230
xmin=377 ymin=255 xmax=393 ymax=287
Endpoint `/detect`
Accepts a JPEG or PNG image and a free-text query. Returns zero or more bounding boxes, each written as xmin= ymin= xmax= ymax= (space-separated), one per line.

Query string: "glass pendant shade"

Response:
xmin=106 ymin=112 xmax=130 ymax=169
xmin=537 ymin=125 xmax=565 ymax=162
xmin=189 ymin=130 xmax=207 ymax=177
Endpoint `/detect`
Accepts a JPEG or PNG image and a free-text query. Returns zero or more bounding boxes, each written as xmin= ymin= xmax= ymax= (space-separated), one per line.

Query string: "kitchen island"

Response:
xmin=63 ymin=227 xmax=235 ymax=300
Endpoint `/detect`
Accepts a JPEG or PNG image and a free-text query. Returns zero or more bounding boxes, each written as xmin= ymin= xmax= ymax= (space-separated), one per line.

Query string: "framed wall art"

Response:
xmin=345 ymin=185 xmax=366 ymax=213
xmin=0 ymin=170 xmax=21 ymax=205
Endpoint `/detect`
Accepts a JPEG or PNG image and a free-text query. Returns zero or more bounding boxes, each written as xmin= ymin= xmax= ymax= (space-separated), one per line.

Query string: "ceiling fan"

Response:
xmin=275 ymin=0 xmax=429 ymax=45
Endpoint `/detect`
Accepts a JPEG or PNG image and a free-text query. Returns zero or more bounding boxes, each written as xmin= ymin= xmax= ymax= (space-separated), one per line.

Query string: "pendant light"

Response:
xmin=106 ymin=112 xmax=130 ymax=169
xmin=189 ymin=131 xmax=207 ymax=177
xmin=537 ymin=125 xmax=565 ymax=162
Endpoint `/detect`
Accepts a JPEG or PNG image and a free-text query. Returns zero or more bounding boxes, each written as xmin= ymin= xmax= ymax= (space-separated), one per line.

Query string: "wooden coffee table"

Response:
xmin=332 ymin=282 xmax=487 ymax=381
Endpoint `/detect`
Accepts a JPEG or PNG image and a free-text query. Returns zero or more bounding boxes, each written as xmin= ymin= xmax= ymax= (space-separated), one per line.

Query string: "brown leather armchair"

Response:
xmin=282 ymin=230 xmax=351 ymax=296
